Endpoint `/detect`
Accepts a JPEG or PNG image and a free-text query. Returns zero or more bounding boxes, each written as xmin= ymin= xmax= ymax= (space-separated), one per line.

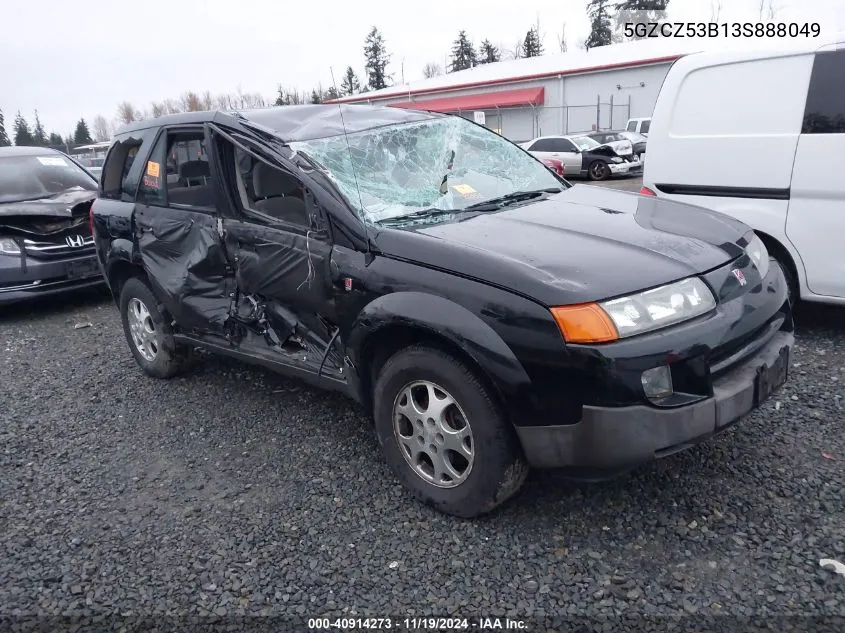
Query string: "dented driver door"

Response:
xmin=212 ymin=131 xmax=344 ymax=377
xmin=134 ymin=125 xmax=234 ymax=333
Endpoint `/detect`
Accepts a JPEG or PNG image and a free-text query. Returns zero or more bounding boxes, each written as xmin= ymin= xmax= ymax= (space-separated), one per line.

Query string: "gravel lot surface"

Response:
xmin=1 ymin=179 xmax=844 ymax=630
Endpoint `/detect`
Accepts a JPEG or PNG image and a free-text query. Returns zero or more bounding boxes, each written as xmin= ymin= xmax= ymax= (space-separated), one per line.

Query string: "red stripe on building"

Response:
xmin=390 ymin=87 xmax=545 ymax=112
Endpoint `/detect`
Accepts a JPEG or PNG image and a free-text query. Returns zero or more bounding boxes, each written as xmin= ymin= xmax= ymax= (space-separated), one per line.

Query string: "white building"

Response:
xmin=327 ymin=37 xmax=726 ymax=141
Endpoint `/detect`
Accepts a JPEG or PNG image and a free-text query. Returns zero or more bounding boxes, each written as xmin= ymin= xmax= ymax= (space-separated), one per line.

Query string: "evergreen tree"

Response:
xmin=340 ymin=66 xmax=361 ymax=96
xmin=477 ymin=40 xmax=501 ymax=64
xmin=32 ymin=110 xmax=48 ymax=146
xmin=324 ymin=86 xmax=340 ymax=100
xmin=615 ymin=0 xmax=669 ymax=39
xmin=0 ymin=109 xmax=10 ymax=147
xmin=73 ymin=118 xmax=93 ymax=145
xmin=64 ymin=135 xmax=75 ymax=150
xmin=48 ymin=132 xmax=64 ymax=148
xmin=586 ymin=0 xmax=614 ymax=49
xmin=13 ymin=112 xmax=34 ymax=146
xmin=363 ymin=26 xmax=391 ymax=91
xmin=522 ymin=26 xmax=544 ymax=58
xmin=310 ymin=88 xmax=323 ymax=104
xmin=449 ymin=30 xmax=476 ymax=72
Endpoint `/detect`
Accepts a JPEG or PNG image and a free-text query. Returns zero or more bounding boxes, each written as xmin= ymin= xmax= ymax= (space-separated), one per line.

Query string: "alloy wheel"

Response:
xmin=392 ymin=380 xmax=475 ymax=488
xmin=127 ymin=297 xmax=158 ymax=361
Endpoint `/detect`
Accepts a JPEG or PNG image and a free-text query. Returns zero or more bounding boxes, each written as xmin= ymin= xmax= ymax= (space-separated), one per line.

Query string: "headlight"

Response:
xmin=0 ymin=237 xmax=21 ymax=255
xmin=611 ymin=157 xmax=624 ymax=163
xmin=551 ymin=277 xmax=717 ymax=344
xmin=745 ymin=233 xmax=770 ymax=279
xmin=601 ymin=277 xmax=716 ymax=338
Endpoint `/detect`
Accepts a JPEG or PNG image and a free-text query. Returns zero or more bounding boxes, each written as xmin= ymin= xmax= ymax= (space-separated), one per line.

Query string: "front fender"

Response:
xmin=347 ymin=291 xmax=533 ymax=423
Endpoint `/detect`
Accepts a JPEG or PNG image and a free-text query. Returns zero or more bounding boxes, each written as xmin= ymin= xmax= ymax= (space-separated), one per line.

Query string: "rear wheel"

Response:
xmin=589 ymin=160 xmax=610 ymax=181
xmin=119 ymin=277 xmax=192 ymax=378
xmin=372 ymin=345 xmax=528 ymax=518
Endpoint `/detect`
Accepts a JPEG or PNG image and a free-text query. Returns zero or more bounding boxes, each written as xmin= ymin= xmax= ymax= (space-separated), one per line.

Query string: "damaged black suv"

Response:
xmin=93 ymin=106 xmax=793 ymax=518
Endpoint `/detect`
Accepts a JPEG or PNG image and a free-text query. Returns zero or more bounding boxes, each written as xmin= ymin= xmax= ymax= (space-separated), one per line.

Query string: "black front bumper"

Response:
xmin=0 ymin=251 xmax=104 ymax=305
xmin=516 ymin=329 xmax=793 ymax=471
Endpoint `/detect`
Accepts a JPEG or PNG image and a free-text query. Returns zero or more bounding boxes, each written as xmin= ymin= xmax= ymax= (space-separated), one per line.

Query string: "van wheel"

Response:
xmin=372 ymin=345 xmax=529 ymax=518
xmin=119 ymin=277 xmax=192 ymax=379
xmin=589 ymin=160 xmax=610 ymax=181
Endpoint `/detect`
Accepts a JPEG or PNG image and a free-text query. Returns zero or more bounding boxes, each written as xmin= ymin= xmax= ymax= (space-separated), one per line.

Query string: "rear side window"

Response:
xmin=802 ymin=48 xmax=845 ymax=134
xmin=100 ymin=128 xmax=156 ymax=201
xmin=137 ymin=127 xmax=215 ymax=210
xmin=529 ymin=138 xmax=573 ymax=152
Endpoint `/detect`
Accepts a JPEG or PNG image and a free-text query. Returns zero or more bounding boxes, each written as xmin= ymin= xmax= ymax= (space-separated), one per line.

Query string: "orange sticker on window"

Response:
xmin=146 ymin=161 xmax=161 ymax=178
xmin=452 ymin=184 xmax=477 ymax=195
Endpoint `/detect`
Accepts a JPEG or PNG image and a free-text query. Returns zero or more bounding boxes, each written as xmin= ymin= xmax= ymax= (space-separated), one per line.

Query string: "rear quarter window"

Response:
xmin=802 ymin=48 xmax=845 ymax=134
xmin=100 ymin=128 xmax=157 ymax=201
xmin=669 ymin=54 xmax=814 ymax=136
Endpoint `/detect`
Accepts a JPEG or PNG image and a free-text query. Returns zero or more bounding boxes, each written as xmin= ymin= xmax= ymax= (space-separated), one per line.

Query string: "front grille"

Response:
xmin=23 ymin=235 xmax=95 ymax=259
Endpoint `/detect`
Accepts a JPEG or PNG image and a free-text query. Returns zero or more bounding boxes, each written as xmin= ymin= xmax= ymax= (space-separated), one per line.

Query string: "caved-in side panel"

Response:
xmin=224 ymin=221 xmax=332 ymax=316
xmin=136 ymin=207 xmax=232 ymax=330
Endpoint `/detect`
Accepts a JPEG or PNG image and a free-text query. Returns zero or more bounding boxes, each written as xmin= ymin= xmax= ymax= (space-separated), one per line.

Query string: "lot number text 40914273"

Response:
xmin=307 ymin=617 xmax=528 ymax=630
xmin=623 ymin=22 xmax=821 ymax=39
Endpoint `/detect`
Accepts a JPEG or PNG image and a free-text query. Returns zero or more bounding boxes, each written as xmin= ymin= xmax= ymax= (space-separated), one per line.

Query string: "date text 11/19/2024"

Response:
xmin=308 ymin=617 xmax=528 ymax=630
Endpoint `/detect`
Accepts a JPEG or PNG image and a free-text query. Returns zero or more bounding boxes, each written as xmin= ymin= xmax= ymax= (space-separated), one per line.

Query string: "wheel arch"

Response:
xmin=753 ymin=229 xmax=801 ymax=300
xmin=346 ymin=292 xmax=533 ymax=423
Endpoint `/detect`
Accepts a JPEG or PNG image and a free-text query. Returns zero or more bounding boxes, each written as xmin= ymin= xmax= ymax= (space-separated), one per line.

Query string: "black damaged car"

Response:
xmin=92 ymin=106 xmax=793 ymax=518
xmin=0 ymin=147 xmax=103 ymax=304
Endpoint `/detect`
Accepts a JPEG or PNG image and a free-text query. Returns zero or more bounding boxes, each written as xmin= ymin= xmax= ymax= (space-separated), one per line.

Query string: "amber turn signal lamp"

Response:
xmin=550 ymin=303 xmax=619 ymax=344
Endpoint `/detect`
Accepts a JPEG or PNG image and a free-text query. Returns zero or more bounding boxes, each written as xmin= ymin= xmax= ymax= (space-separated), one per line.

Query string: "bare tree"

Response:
xmin=180 ymin=92 xmax=203 ymax=112
xmin=710 ymin=0 xmax=723 ymax=21
xmin=422 ymin=62 xmax=443 ymax=78
xmin=557 ymin=22 xmax=568 ymax=52
xmin=92 ymin=115 xmax=111 ymax=141
xmin=505 ymin=39 xmax=524 ymax=60
xmin=116 ymin=101 xmax=138 ymax=125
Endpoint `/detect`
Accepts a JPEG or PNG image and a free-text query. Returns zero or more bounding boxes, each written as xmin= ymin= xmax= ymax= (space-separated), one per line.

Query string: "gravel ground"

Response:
xmin=2 ymin=219 xmax=844 ymax=630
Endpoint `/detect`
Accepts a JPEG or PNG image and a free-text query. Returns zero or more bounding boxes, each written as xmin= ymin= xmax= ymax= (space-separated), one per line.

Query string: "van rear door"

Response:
xmin=786 ymin=44 xmax=845 ymax=299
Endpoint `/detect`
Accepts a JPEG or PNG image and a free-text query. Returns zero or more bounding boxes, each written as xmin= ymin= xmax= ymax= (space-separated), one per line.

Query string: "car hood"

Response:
xmin=373 ymin=185 xmax=750 ymax=306
xmin=0 ymin=188 xmax=97 ymax=219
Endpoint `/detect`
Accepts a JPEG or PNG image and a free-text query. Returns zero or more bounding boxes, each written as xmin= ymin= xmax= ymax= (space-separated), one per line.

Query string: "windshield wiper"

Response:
xmin=376 ymin=208 xmax=457 ymax=225
xmin=463 ymin=188 xmax=562 ymax=212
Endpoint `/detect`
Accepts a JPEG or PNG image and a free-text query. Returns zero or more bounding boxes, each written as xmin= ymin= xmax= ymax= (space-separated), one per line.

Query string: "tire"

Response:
xmin=119 ymin=277 xmax=192 ymax=379
xmin=372 ymin=345 xmax=528 ymax=518
xmin=774 ymin=255 xmax=799 ymax=308
xmin=589 ymin=160 xmax=610 ymax=181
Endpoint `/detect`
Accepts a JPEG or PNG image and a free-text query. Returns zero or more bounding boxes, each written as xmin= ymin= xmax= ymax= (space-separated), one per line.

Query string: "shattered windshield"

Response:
xmin=289 ymin=116 xmax=565 ymax=225
xmin=0 ymin=154 xmax=97 ymax=204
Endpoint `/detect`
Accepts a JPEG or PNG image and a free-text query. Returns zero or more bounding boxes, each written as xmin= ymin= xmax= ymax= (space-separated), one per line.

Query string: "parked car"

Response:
xmin=641 ymin=34 xmax=845 ymax=306
xmin=626 ymin=117 xmax=651 ymax=136
xmin=617 ymin=130 xmax=648 ymax=158
xmin=540 ymin=157 xmax=565 ymax=177
xmin=584 ymin=131 xmax=635 ymax=157
xmin=521 ymin=134 xmax=642 ymax=181
xmin=0 ymin=146 xmax=104 ymax=304
xmin=93 ymin=106 xmax=793 ymax=518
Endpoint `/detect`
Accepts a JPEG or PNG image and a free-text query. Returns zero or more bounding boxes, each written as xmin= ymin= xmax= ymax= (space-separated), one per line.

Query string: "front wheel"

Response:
xmin=372 ymin=345 xmax=528 ymax=518
xmin=119 ymin=277 xmax=192 ymax=379
xmin=589 ymin=160 xmax=610 ymax=181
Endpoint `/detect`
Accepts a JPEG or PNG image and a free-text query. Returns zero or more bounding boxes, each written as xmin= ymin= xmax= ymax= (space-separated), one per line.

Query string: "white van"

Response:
xmin=641 ymin=35 xmax=845 ymax=306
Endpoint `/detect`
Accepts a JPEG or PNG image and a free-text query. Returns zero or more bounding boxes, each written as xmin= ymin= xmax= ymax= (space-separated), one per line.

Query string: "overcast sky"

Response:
xmin=2 ymin=0 xmax=844 ymax=138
